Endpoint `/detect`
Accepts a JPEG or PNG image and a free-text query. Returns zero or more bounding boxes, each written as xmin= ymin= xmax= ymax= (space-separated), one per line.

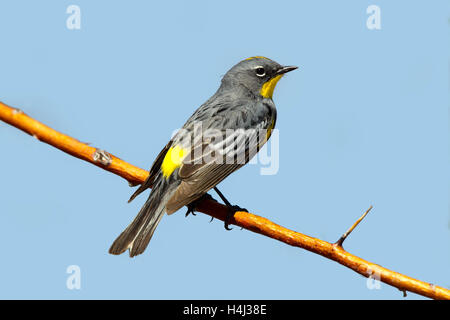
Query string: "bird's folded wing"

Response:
xmin=164 ymin=131 xmax=256 ymax=214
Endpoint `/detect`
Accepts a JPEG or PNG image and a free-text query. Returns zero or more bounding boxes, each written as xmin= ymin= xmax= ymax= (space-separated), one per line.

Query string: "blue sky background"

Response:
xmin=0 ymin=1 xmax=448 ymax=299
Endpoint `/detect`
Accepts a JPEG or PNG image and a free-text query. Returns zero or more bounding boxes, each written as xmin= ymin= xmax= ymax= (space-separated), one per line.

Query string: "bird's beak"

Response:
xmin=275 ymin=65 xmax=298 ymax=76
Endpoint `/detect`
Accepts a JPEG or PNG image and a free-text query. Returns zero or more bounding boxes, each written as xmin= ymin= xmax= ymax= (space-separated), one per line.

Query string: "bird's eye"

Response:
xmin=255 ymin=67 xmax=266 ymax=77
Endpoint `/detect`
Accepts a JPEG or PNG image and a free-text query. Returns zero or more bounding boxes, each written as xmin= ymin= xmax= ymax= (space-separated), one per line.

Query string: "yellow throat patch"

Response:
xmin=161 ymin=145 xmax=187 ymax=178
xmin=260 ymin=75 xmax=283 ymax=99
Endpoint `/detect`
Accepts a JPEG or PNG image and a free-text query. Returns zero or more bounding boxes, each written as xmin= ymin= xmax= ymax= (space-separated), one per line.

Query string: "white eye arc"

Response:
xmin=255 ymin=66 xmax=266 ymax=77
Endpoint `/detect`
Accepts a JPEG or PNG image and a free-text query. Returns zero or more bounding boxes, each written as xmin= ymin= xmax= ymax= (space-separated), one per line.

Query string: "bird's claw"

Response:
xmin=185 ymin=204 xmax=197 ymax=217
xmin=185 ymin=193 xmax=216 ymax=218
xmin=224 ymin=205 xmax=248 ymax=230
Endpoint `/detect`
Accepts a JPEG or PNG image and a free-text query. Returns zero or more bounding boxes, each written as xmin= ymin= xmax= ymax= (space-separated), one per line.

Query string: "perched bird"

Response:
xmin=109 ymin=57 xmax=297 ymax=257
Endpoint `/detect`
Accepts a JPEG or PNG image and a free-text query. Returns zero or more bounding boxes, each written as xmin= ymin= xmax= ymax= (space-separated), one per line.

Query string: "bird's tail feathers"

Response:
xmin=109 ymin=181 xmax=172 ymax=257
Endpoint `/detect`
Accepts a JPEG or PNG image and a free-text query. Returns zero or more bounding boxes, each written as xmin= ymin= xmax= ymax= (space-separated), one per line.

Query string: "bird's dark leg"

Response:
xmin=213 ymin=187 xmax=248 ymax=230
xmin=185 ymin=193 xmax=215 ymax=218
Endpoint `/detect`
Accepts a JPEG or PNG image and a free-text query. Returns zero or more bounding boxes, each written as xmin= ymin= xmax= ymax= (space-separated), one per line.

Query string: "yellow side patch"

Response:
xmin=161 ymin=145 xmax=187 ymax=178
xmin=266 ymin=119 xmax=275 ymax=142
xmin=245 ymin=56 xmax=270 ymax=61
xmin=260 ymin=75 xmax=283 ymax=99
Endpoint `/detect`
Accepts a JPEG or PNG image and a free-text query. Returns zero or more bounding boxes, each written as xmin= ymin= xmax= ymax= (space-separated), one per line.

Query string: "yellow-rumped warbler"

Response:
xmin=109 ymin=57 xmax=297 ymax=257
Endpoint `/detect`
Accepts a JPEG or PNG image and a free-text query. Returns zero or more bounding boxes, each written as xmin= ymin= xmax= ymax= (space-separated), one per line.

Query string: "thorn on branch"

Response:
xmin=93 ymin=148 xmax=112 ymax=166
xmin=335 ymin=205 xmax=373 ymax=248
xmin=400 ymin=289 xmax=407 ymax=298
xmin=12 ymin=108 xmax=23 ymax=115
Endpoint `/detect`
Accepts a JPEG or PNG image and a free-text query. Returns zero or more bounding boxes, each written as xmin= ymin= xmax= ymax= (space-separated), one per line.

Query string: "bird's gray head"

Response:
xmin=220 ymin=56 xmax=297 ymax=99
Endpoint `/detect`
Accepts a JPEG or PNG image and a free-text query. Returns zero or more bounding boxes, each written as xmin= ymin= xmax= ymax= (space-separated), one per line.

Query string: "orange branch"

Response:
xmin=1 ymin=101 xmax=449 ymax=300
